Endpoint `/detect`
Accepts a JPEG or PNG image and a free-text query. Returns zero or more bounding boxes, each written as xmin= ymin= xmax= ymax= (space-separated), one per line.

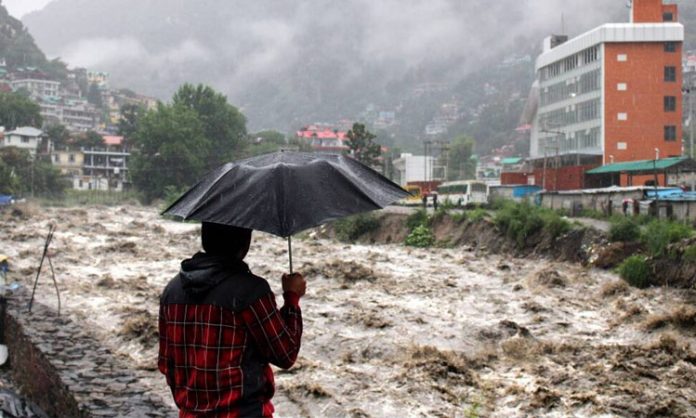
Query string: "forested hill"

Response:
xmin=0 ymin=3 xmax=66 ymax=79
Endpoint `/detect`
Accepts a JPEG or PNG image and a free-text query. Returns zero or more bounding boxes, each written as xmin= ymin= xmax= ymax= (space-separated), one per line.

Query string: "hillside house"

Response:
xmin=2 ymin=127 xmax=45 ymax=157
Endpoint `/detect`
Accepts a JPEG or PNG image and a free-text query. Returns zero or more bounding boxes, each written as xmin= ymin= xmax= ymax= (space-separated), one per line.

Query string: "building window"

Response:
xmin=663 ymin=12 xmax=674 ymax=22
xmin=618 ymin=113 xmax=628 ymax=121
xmin=664 ymin=125 xmax=677 ymax=141
xmin=617 ymin=54 xmax=627 ymax=62
xmin=664 ymin=96 xmax=677 ymax=112
xmin=664 ymin=66 xmax=676 ymax=82
xmin=664 ymin=42 xmax=677 ymax=53
xmin=617 ymin=83 xmax=627 ymax=91
xmin=617 ymin=142 xmax=627 ymax=150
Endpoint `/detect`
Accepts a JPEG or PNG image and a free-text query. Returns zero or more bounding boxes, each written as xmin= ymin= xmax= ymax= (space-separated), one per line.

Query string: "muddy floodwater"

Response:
xmin=2 ymin=205 xmax=695 ymax=417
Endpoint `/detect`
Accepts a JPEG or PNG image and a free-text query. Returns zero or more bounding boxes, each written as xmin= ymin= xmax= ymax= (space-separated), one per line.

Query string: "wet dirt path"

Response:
xmin=1 ymin=205 xmax=694 ymax=417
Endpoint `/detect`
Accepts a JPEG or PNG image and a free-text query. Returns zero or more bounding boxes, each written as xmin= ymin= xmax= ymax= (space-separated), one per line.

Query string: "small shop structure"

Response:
xmin=585 ymin=157 xmax=696 ymax=189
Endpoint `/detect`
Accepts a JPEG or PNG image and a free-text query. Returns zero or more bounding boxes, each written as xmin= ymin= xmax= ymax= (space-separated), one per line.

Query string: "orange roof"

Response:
xmin=103 ymin=135 xmax=124 ymax=145
xmin=296 ymin=128 xmax=347 ymax=140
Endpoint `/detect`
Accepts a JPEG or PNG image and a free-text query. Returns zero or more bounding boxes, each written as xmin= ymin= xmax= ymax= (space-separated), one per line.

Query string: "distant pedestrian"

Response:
xmin=422 ymin=194 xmax=428 ymax=209
xmin=433 ymin=193 xmax=438 ymax=211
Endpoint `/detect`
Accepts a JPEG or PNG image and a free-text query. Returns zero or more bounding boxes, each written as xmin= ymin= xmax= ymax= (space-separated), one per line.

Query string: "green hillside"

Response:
xmin=0 ymin=4 xmax=66 ymax=79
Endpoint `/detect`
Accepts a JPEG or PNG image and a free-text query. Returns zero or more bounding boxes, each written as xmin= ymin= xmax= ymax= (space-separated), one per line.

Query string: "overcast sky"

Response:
xmin=2 ymin=0 xmax=53 ymax=18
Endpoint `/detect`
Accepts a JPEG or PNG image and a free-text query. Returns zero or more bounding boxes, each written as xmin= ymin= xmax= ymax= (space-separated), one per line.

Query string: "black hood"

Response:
xmin=179 ymin=252 xmax=250 ymax=296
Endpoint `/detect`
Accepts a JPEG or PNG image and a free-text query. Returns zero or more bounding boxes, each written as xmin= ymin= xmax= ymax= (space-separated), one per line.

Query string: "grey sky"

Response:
xmin=3 ymin=0 xmax=53 ymax=18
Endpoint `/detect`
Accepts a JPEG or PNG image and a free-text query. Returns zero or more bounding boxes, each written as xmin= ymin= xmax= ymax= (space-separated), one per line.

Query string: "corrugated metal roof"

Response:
xmin=7 ymin=127 xmax=43 ymax=137
xmin=501 ymin=157 xmax=523 ymax=165
xmin=586 ymin=157 xmax=688 ymax=174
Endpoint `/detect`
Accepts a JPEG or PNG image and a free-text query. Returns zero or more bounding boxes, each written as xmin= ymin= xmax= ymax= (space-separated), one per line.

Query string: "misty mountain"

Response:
xmin=0 ymin=3 xmax=66 ymax=79
xmin=21 ymin=1 xmax=695 ymax=146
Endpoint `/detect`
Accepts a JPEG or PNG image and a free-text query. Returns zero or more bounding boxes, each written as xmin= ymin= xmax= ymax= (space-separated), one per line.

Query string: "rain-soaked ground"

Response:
xmin=1 ymin=204 xmax=695 ymax=417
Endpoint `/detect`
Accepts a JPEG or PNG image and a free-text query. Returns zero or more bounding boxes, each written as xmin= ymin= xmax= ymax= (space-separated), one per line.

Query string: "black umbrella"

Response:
xmin=163 ymin=151 xmax=408 ymax=271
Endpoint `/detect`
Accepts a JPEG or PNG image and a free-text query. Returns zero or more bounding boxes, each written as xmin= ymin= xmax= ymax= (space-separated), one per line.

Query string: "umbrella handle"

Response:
xmin=287 ymin=236 xmax=293 ymax=274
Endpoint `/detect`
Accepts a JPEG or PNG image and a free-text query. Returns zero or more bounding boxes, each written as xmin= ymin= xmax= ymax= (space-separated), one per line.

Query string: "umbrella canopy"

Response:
xmin=163 ymin=151 xmax=409 ymax=237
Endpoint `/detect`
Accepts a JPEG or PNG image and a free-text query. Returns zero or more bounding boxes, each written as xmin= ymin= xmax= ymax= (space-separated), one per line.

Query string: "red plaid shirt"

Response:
xmin=159 ymin=290 xmax=302 ymax=417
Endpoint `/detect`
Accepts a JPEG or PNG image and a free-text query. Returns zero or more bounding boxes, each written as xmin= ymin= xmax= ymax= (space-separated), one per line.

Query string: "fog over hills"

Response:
xmin=21 ymin=1 xmax=690 ymax=134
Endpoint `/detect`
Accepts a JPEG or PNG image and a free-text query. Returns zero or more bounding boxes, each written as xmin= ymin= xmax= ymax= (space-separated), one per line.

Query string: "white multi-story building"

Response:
xmin=392 ymin=153 xmax=439 ymax=186
xmin=10 ymin=78 xmax=60 ymax=99
xmin=1 ymin=127 xmax=45 ymax=157
xmin=40 ymin=97 xmax=99 ymax=132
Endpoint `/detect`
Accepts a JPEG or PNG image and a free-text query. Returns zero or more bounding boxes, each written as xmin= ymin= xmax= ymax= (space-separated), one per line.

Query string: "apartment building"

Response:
xmin=528 ymin=0 xmax=684 ymax=190
xmin=40 ymin=97 xmax=99 ymax=132
xmin=80 ymin=135 xmax=130 ymax=191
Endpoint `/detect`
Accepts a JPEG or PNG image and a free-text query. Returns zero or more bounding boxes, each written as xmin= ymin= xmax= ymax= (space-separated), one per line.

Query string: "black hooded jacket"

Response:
xmin=161 ymin=252 xmax=271 ymax=311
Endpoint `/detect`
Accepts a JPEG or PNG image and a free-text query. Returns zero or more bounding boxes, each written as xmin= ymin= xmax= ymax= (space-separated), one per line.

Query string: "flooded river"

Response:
xmin=2 ymin=205 xmax=694 ymax=417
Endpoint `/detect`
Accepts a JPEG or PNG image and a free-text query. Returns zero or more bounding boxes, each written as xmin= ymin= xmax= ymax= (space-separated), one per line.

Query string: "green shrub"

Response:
xmin=406 ymin=209 xmax=430 ymax=231
xmin=493 ymin=201 xmax=569 ymax=248
xmin=488 ymin=197 xmax=508 ymax=210
xmin=542 ymin=211 xmax=571 ymax=239
xmin=431 ymin=207 xmax=449 ymax=224
xmin=641 ymin=220 xmax=693 ymax=257
xmin=683 ymin=245 xmax=696 ymax=263
xmin=467 ymin=208 xmax=488 ymax=222
xmin=608 ymin=217 xmax=641 ymax=242
xmin=578 ymin=208 xmax=606 ymax=219
xmin=451 ymin=211 xmax=467 ymax=224
xmin=333 ymin=213 xmax=381 ymax=242
xmin=618 ymin=255 xmax=651 ymax=288
xmin=405 ymin=224 xmax=434 ymax=247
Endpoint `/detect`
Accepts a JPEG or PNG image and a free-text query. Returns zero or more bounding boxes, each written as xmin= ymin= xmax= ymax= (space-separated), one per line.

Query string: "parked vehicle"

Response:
xmin=0 ymin=195 xmax=15 ymax=206
xmin=437 ymin=180 xmax=489 ymax=207
xmin=398 ymin=184 xmax=424 ymax=206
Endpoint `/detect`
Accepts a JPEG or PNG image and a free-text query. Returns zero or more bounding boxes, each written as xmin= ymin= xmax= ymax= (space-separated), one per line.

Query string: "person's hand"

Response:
xmin=282 ymin=272 xmax=306 ymax=297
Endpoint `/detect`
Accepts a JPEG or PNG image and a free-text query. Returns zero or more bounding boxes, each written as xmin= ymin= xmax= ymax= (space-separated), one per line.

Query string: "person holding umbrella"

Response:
xmin=158 ymin=222 xmax=305 ymax=417
xmin=160 ymin=151 xmax=408 ymax=416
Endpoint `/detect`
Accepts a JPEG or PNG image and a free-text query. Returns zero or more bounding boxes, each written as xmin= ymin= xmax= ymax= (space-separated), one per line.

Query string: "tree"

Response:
xmin=172 ymin=84 xmax=247 ymax=168
xmin=0 ymin=91 xmax=42 ymax=130
xmin=346 ymin=123 xmax=381 ymax=167
xmin=76 ymin=131 xmax=104 ymax=149
xmin=130 ymin=103 xmax=210 ymax=202
xmin=118 ymin=103 xmax=146 ymax=140
xmin=447 ymin=135 xmax=476 ymax=180
xmin=0 ymin=147 xmax=66 ymax=197
xmin=45 ymin=124 xmax=71 ymax=150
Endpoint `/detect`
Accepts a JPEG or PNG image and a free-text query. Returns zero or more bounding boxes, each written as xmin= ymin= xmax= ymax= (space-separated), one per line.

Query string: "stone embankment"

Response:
xmin=3 ymin=288 xmax=171 ymax=417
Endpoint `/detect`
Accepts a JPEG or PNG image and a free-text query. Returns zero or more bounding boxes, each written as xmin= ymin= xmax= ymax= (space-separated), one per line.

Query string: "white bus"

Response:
xmin=437 ymin=180 xmax=489 ymax=207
